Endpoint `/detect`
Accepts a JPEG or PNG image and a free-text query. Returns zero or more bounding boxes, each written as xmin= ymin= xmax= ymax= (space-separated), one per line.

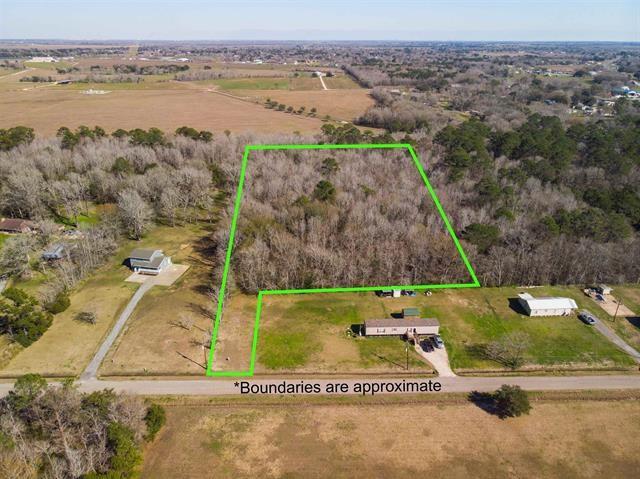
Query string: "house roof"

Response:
xmin=365 ymin=318 xmax=439 ymax=328
xmin=0 ymin=218 xmax=33 ymax=232
xmin=518 ymin=293 xmax=577 ymax=310
xmin=130 ymin=255 xmax=166 ymax=269
xmin=129 ymin=248 xmax=161 ymax=261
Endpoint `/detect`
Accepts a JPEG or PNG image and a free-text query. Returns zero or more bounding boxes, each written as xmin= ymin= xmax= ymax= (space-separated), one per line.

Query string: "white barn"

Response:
xmin=517 ymin=293 xmax=577 ymax=317
xmin=364 ymin=318 xmax=439 ymax=336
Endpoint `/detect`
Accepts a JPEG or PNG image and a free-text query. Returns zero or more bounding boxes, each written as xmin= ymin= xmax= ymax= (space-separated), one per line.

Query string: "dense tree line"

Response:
xmin=431 ymin=113 xmax=640 ymax=285
xmin=220 ymin=149 xmax=469 ymax=293
xmin=0 ymin=374 xmax=165 ymax=478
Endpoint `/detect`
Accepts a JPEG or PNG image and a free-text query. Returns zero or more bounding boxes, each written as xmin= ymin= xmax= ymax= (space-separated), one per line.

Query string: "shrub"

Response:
xmin=144 ymin=404 xmax=166 ymax=441
xmin=493 ymin=385 xmax=531 ymax=418
xmin=45 ymin=291 xmax=70 ymax=314
xmin=76 ymin=311 xmax=97 ymax=324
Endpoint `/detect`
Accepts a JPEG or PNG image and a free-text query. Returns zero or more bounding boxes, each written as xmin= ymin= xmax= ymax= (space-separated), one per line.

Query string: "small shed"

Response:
xmin=402 ymin=308 xmax=420 ymax=318
xmin=42 ymin=243 xmax=66 ymax=261
xmin=595 ymin=284 xmax=612 ymax=295
xmin=364 ymin=318 xmax=439 ymax=336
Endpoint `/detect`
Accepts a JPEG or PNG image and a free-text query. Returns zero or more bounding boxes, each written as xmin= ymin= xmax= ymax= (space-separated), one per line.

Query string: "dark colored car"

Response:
xmin=578 ymin=311 xmax=597 ymax=325
xmin=402 ymin=290 xmax=417 ymax=297
xmin=421 ymin=339 xmax=434 ymax=352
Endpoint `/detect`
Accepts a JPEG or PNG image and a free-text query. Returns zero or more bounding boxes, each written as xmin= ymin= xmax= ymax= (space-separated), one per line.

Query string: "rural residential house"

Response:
xmin=517 ymin=293 xmax=578 ymax=317
xmin=0 ymin=218 xmax=35 ymax=234
xmin=364 ymin=318 xmax=440 ymax=336
xmin=127 ymin=248 xmax=171 ymax=275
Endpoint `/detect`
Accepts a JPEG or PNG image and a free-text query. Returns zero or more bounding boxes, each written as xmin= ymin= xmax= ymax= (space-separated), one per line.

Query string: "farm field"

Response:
xmin=251 ymin=285 xmax=635 ymax=375
xmin=0 ymin=87 xmax=326 ymax=135
xmin=0 ymin=224 xmax=205 ymax=377
xmin=237 ymin=88 xmax=374 ymax=122
xmin=100 ymin=224 xmax=219 ymax=376
xmin=141 ymin=395 xmax=640 ymax=479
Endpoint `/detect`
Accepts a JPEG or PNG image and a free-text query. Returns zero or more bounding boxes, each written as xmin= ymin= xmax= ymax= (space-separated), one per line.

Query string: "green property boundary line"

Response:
xmin=206 ymin=143 xmax=480 ymax=377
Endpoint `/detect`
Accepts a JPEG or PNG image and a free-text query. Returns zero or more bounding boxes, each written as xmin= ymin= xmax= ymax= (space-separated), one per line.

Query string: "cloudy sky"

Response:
xmin=0 ymin=0 xmax=638 ymax=41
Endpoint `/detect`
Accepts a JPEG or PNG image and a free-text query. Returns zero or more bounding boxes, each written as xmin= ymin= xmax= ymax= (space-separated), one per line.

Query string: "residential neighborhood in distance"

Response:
xmin=0 ymin=1 xmax=639 ymax=478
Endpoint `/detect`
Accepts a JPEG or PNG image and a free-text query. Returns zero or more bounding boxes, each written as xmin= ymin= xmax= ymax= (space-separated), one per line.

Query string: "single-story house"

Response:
xmin=42 ymin=243 xmax=66 ymax=261
xmin=127 ymin=248 xmax=171 ymax=275
xmin=0 ymin=218 xmax=35 ymax=234
xmin=364 ymin=318 xmax=439 ymax=336
xmin=517 ymin=292 xmax=578 ymax=317
xmin=402 ymin=307 xmax=420 ymax=318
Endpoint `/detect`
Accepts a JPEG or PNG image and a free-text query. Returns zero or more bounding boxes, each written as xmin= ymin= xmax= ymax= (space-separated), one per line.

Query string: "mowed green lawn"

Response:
xmin=427 ymin=286 xmax=635 ymax=370
xmin=258 ymin=293 xmax=430 ymax=373
xmin=0 ymin=233 xmax=8 ymax=250
xmin=258 ymin=286 xmax=636 ymax=374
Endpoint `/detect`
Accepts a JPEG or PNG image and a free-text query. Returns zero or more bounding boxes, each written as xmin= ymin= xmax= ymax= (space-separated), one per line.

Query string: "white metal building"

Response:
xmin=517 ymin=293 xmax=578 ymax=317
xmin=364 ymin=318 xmax=440 ymax=336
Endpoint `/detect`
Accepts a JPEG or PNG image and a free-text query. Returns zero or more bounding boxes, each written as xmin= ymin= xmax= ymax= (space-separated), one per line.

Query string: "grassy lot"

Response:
xmin=141 ymin=397 xmax=640 ymax=478
xmin=594 ymin=285 xmax=640 ymax=350
xmin=0 ymin=232 xmax=7 ymax=250
xmin=24 ymin=61 xmax=73 ymax=70
xmin=0 ymin=224 xmax=206 ymax=377
xmin=209 ymin=77 xmax=291 ymax=90
xmin=100 ymin=223 xmax=216 ymax=376
xmin=237 ymin=88 xmax=374 ymax=122
xmin=255 ymin=286 xmax=635 ymax=374
xmin=420 ymin=286 xmax=635 ymax=370
xmin=323 ymin=75 xmax=361 ymax=89
xmin=257 ymin=293 xmax=432 ymax=374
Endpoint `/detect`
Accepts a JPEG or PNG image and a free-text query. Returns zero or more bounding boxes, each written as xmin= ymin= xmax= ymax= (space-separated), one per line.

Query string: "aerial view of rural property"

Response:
xmin=0 ymin=0 xmax=639 ymax=477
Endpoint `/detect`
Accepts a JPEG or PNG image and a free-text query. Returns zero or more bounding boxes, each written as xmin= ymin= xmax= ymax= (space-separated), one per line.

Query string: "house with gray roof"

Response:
xmin=364 ymin=318 xmax=439 ymax=336
xmin=127 ymin=248 xmax=171 ymax=275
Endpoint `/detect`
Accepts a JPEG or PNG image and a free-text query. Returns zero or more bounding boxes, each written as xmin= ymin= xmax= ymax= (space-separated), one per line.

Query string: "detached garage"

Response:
xmin=364 ymin=318 xmax=440 ymax=336
xmin=517 ymin=293 xmax=578 ymax=317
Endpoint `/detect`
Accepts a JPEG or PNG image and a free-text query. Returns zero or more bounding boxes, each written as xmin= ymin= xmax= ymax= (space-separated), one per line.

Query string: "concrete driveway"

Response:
xmin=593 ymin=319 xmax=640 ymax=363
xmin=415 ymin=342 xmax=456 ymax=377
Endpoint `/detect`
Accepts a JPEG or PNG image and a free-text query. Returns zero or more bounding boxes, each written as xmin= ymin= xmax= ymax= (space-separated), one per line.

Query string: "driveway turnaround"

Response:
xmin=80 ymin=280 xmax=154 ymax=381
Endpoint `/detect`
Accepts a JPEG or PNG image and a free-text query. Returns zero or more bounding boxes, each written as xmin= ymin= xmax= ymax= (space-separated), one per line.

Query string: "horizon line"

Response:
xmin=1 ymin=38 xmax=638 ymax=44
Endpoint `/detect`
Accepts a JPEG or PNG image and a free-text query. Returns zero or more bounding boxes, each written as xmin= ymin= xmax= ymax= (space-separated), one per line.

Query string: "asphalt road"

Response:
xmin=2 ymin=374 xmax=640 ymax=398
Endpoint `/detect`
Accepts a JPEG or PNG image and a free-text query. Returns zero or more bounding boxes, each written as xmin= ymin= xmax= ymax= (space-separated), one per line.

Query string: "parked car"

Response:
xmin=432 ymin=335 xmax=444 ymax=349
xmin=595 ymin=293 xmax=605 ymax=302
xmin=401 ymin=290 xmax=417 ymax=297
xmin=578 ymin=311 xmax=597 ymax=325
xmin=421 ymin=339 xmax=434 ymax=352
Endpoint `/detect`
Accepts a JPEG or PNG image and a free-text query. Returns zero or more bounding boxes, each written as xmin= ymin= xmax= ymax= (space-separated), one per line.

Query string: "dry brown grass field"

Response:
xmin=0 ymin=87 xmax=327 ymax=135
xmin=100 ymin=224 xmax=231 ymax=376
xmin=236 ymin=88 xmax=374 ymax=122
xmin=141 ymin=395 xmax=640 ymax=478
xmin=0 ymin=224 xmax=207 ymax=377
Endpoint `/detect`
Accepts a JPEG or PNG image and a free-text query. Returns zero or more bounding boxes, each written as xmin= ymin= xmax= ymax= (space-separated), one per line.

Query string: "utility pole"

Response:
xmin=613 ymin=299 xmax=623 ymax=323
xmin=405 ymin=340 xmax=409 ymax=371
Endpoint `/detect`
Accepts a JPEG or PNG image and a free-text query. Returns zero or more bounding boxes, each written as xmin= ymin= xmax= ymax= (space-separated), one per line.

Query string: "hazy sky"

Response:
xmin=0 ymin=0 xmax=638 ymax=42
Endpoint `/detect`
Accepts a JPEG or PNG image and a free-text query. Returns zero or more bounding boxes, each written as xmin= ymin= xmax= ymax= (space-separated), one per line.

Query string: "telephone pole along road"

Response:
xmin=1 ymin=375 xmax=640 ymax=397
